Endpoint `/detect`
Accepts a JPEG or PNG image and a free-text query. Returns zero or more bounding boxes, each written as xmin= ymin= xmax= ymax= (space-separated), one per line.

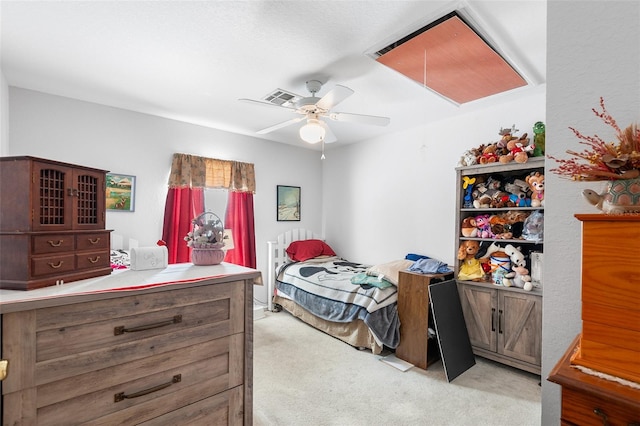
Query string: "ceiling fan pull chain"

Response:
xmin=321 ymin=139 xmax=326 ymax=160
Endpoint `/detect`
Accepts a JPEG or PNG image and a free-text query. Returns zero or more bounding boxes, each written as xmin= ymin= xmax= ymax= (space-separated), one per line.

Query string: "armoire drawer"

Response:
xmin=76 ymin=249 xmax=111 ymax=270
xmin=31 ymin=253 xmax=76 ymax=276
xmin=76 ymin=231 xmax=110 ymax=250
xmin=32 ymin=233 xmax=75 ymax=254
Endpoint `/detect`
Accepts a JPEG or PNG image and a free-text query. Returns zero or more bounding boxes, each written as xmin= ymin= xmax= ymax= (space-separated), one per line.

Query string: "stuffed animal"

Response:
xmin=532 ymin=121 xmax=545 ymax=157
xmin=526 ymin=172 xmax=545 ymax=207
xmin=522 ymin=210 xmax=544 ymax=241
xmin=504 ymin=180 xmax=531 ymax=207
xmin=504 ymin=244 xmax=526 ymax=267
xmin=503 ymin=264 xmax=533 ymax=291
xmin=475 ymin=214 xmax=494 ymax=238
xmin=461 ymin=216 xmax=478 ymax=237
xmin=457 ymin=240 xmax=484 ymax=281
xmin=479 ymin=143 xmax=499 ymax=164
xmin=462 ymin=176 xmax=476 ymax=208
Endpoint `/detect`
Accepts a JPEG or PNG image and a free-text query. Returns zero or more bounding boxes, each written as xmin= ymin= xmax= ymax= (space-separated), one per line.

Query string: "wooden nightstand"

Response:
xmin=395 ymin=270 xmax=453 ymax=369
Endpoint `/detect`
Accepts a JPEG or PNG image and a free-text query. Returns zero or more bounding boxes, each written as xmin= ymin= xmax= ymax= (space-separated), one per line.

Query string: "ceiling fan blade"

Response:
xmin=328 ymin=111 xmax=390 ymax=127
xmin=257 ymin=116 xmax=305 ymax=134
xmin=321 ymin=121 xmax=338 ymax=144
xmin=239 ymin=98 xmax=296 ymax=110
xmin=316 ymin=85 xmax=354 ymax=110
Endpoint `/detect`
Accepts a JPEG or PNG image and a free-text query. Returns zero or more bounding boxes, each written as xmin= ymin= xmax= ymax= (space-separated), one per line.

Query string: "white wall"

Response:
xmin=6 ymin=88 xmax=325 ymax=307
xmin=323 ymin=86 xmax=546 ymax=265
xmin=542 ymin=1 xmax=640 ymax=423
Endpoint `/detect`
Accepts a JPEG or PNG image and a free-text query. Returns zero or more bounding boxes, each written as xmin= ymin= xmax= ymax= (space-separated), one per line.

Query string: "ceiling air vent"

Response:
xmin=367 ymin=10 xmax=527 ymax=104
xmin=263 ymin=89 xmax=301 ymax=107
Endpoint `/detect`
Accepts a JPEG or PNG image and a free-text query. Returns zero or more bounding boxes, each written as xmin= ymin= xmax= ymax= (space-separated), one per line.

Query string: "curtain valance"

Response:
xmin=167 ymin=153 xmax=255 ymax=193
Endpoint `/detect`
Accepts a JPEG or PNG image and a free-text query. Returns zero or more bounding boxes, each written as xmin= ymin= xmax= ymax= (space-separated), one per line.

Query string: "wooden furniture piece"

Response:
xmin=571 ymin=214 xmax=640 ymax=384
xmin=548 ymin=335 xmax=640 ymax=426
xmin=458 ymin=281 xmax=542 ymax=374
xmin=395 ymin=270 xmax=453 ymax=369
xmin=454 ymin=157 xmax=544 ymax=374
xmin=0 ymin=262 xmax=260 ymax=425
xmin=0 ymin=156 xmax=111 ymax=290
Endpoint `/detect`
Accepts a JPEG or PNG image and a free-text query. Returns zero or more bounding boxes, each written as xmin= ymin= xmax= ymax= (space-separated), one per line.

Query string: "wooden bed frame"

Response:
xmin=266 ymin=229 xmax=384 ymax=354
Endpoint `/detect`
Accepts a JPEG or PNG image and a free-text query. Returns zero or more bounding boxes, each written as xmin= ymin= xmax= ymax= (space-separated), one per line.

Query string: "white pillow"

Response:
xmin=365 ymin=259 xmax=414 ymax=285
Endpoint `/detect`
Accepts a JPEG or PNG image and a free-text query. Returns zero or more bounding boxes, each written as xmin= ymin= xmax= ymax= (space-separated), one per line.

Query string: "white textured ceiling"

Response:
xmin=0 ymin=0 xmax=546 ymax=148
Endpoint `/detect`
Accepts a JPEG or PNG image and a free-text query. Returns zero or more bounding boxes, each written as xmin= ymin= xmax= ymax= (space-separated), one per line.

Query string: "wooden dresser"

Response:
xmin=0 ymin=156 xmax=112 ymax=290
xmin=548 ymin=214 xmax=640 ymax=425
xmin=0 ymin=262 xmax=260 ymax=425
xmin=549 ymin=336 xmax=640 ymax=425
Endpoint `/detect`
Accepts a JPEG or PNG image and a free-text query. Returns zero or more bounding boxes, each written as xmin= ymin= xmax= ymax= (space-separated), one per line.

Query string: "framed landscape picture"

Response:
xmin=277 ymin=185 xmax=300 ymax=221
xmin=106 ymin=173 xmax=136 ymax=212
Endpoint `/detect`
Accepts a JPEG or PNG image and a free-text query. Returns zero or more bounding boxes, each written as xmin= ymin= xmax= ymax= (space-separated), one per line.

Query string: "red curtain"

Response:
xmin=162 ymin=187 xmax=204 ymax=264
xmin=224 ymin=191 xmax=256 ymax=268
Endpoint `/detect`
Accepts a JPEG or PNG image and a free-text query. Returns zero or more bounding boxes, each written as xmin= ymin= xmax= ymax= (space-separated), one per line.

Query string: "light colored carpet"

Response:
xmin=253 ymin=311 xmax=541 ymax=426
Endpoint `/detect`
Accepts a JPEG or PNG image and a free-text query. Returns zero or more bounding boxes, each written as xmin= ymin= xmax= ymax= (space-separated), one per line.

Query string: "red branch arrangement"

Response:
xmin=549 ymin=97 xmax=640 ymax=181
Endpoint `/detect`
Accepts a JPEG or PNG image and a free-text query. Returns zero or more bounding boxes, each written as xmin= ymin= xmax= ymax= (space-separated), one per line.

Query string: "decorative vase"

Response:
xmin=582 ymin=176 xmax=640 ymax=214
xmin=191 ymin=248 xmax=225 ymax=265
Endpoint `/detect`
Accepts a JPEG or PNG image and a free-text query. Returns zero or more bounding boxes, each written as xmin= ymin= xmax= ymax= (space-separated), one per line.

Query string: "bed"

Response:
xmin=267 ymin=229 xmax=404 ymax=354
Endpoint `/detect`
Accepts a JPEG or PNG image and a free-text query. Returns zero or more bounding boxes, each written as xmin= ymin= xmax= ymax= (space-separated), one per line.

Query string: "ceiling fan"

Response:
xmin=239 ymin=80 xmax=390 ymax=144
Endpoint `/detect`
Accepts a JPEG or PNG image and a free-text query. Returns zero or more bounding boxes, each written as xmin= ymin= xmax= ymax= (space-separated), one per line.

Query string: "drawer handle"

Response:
xmin=88 ymin=256 xmax=100 ymax=264
xmin=88 ymin=237 xmax=100 ymax=244
xmin=114 ymin=315 xmax=182 ymax=335
xmin=114 ymin=374 xmax=181 ymax=402
xmin=48 ymin=239 xmax=64 ymax=247
xmin=594 ymin=408 xmax=609 ymax=425
xmin=48 ymin=261 xmax=64 ymax=269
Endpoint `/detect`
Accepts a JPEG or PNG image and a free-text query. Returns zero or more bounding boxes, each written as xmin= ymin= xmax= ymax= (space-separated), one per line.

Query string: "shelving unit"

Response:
xmin=454 ymin=156 xmax=544 ymax=374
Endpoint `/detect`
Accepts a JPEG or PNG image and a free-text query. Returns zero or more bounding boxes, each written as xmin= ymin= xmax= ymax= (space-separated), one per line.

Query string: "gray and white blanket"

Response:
xmin=275 ymin=257 xmax=400 ymax=348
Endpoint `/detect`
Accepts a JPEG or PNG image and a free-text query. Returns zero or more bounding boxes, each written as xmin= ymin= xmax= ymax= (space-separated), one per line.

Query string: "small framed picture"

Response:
xmin=277 ymin=185 xmax=300 ymax=221
xmin=106 ymin=173 xmax=136 ymax=212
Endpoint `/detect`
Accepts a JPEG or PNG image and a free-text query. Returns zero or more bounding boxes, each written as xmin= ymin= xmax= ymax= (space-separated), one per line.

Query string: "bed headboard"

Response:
xmin=266 ymin=228 xmax=320 ymax=311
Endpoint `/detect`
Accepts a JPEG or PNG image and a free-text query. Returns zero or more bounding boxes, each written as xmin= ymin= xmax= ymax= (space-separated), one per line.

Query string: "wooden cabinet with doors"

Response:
xmin=458 ymin=281 xmax=542 ymax=374
xmin=454 ymin=157 xmax=544 ymax=374
xmin=0 ymin=156 xmax=111 ymax=290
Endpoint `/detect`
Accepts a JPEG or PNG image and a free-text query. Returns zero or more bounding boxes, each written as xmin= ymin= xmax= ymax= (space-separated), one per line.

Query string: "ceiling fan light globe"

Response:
xmin=299 ymin=119 xmax=325 ymax=144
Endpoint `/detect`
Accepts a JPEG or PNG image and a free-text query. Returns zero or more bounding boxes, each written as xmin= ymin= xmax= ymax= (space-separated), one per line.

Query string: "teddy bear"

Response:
xmin=460 ymin=216 xmax=478 ymax=237
xmin=526 ymin=172 xmax=545 ymax=207
xmin=479 ymin=143 xmax=499 ymax=164
xmin=457 ymin=240 xmax=484 ymax=281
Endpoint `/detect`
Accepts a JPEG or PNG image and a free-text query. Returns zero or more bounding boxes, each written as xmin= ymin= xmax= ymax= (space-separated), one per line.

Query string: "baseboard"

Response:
xmin=253 ymin=305 xmax=266 ymax=321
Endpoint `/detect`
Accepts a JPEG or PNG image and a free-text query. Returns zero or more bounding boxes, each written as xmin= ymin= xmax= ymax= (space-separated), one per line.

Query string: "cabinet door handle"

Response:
xmin=498 ymin=309 xmax=503 ymax=334
xmin=47 ymin=239 xmax=64 ymax=247
xmin=48 ymin=261 xmax=64 ymax=269
xmin=593 ymin=408 xmax=609 ymax=425
xmin=114 ymin=374 xmax=181 ymax=402
xmin=114 ymin=315 xmax=182 ymax=335
xmin=491 ymin=308 xmax=496 ymax=332
xmin=88 ymin=237 xmax=100 ymax=244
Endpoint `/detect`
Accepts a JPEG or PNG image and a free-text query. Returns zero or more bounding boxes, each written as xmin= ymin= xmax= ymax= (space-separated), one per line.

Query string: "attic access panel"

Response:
xmin=375 ymin=12 xmax=526 ymax=104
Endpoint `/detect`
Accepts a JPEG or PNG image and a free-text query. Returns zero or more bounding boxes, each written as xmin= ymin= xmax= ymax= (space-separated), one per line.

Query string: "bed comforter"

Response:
xmin=275 ymin=257 xmax=400 ymax=348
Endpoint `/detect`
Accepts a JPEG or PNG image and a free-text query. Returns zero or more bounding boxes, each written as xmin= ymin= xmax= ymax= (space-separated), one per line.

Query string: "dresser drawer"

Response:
xmin=76 ymin=231 xmax=110 ymax=251
xmin=76 ymin=249 xmax=111 ymax=270
xmin=562 ymin=387 xmax=640 ymax=425
xmin=33 ymin=281 xmax=244 ymax=385
xmin=31 ymin=253 xmax=76 ymax=276
xmin=32 ymin=233 xmax=74 ymax=254
xmin=31 ymin=335 xmax=244 ymax=425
